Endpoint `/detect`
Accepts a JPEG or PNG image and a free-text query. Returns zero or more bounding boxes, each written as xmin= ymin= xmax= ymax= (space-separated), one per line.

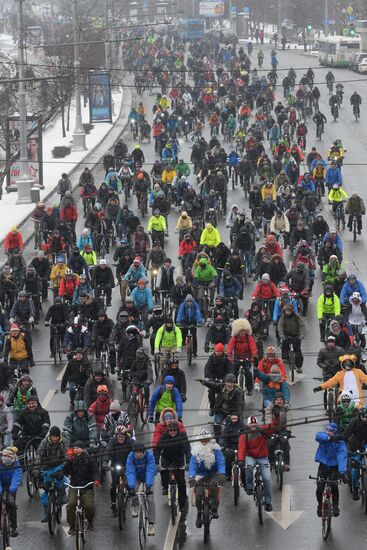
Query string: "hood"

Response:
xmin=270 ymin=254 xmax=283 ymax=264
xmin=198 ymin=258 xmax=208 ymax=266
xmin=164 ymin=375 xmax=176 ymax=385
xmin=205 ymin=223 xmax=213 ymax=231
xmin=158 ymin=407 xmax=178 ymax=426
xmin=185 ymin=294 xmax=194 ymax=303
xmin=231 ymin=318 xmax=252 ymax=337
xmin=349 ymin=294 xmax=362 ymax=305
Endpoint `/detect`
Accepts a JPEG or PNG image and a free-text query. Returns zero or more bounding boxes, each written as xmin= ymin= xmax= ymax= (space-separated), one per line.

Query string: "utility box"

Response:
xmin=236 ymin=14 xmax=249 ymax=39
xmin=30 ymin=186 xmax=40 ymax=204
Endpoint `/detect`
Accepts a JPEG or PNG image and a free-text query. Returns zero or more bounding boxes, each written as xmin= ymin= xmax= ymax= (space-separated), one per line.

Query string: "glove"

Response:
xmin=148 ymin=416 xmax=154 ymax=424
xmin=188 ymin=477 xmax=196 ymax=488
xmin=155 ymin=464 xmax=161 ymax=473
xmin=330 ymin=434 xmax=344 ymax=442
xmin=61 ymin=387 xmax=66 ymax=394
xmin=7 ymin=493 xmax=15 ymax=506
xmin=254 ymin=383 xmax=261 ymax=393
xmin=94 ymin=480 xmax=101 ymax=488
xmin=181 ymin=395 xmax=187 ymax=403
xmin=340 ymin=473 xmax=348 ymax=484
xmin=102 ymin=462 xmax=110 ymax=472
xmin=146 ymin=487 xmax=153 ymax=495
xmin=128 ymin=488 xmax=136 ymax=497
xmin=30 ymin=361 xmax=35 ymax=367
xmin=238 ymin=461 xmax=245 ymax=469
xmin=217 ymin=474 xmax=226 ymax=487
xmin=313 ymin=386 xmax=322 ymax=393
xmin=90 ymin=442 xmax=99 ymax=450
xmin=29 ymin=316 xmax=34 ymax=323
xmin=44 ymin=322 xmax=50 ymax=327
xmin=100 ymin=440 xmax=108 ymax=448
xmin=204 ymin=346 xmax=209 ymax=353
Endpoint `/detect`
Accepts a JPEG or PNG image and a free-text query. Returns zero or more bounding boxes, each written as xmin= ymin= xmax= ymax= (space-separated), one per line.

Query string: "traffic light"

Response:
xmin=350 ymin=27 xmax=356 ymax=36
xmin=307 ymin=23 xmax=312 ymax=31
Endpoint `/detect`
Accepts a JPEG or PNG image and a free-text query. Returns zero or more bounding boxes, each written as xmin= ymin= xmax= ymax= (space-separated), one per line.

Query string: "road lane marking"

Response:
xmin=56 ymin=365 xmax=67 ymax=381
xmin=163 ymin=514 xmax=182 ymax=550
xmin=198 ymin=390 xmax=209 ymax=415
xmin=267 ymin=484 xmax=303 ymax=529
xmin=42 ymin=389 xmax=56 ymax=409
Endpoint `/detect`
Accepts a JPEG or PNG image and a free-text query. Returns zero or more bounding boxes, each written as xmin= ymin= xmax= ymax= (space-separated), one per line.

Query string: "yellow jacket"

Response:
xmin=9 ymin=334 xmax=28 ymax=361
xmin=312 ymin=165 xmax=326 ymax=180
xmin=162 ymin=169 xmax=176 ymax=184
xmin=320 ymin=368 xmax=367 ymax=408
xmin=200 ymin=224 xmax=221 ymax=248
xmin=159 ymin=97 xmax=170 ymax=110
xmin=175 ymin=213 xmax=192 ymax=231
xmin=261 ymin=184 xmax=276 ymax=201
xmin=328 ymin=187 xmax=348 ymax=203
xmin=147 ymin=215 xmax=166 ymax=232
xmin=50 ymin=264 xmax=68 ymax=288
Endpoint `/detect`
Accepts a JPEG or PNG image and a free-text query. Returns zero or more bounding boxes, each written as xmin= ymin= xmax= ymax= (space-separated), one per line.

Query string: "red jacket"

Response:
xmin=178 ymin=240 xmax=196 ymax=257
xmin=60 ymin=204 xmax=78 ymax=222
xmin=227 ymin=334 xmax=257 ymax=360
xmin=238 ymin=422 xmax=276 ymax=460
xmin=252 ymin=281 xmax=280 ymax=300
xmin=292 ymin=253 xmax=315 ymax=271
xmin=264 ymin=242 xmax=283 ymax=257
xmin=4 ymin=232 xmax=24 ymax=252
xmin=88 ymin=396 xmax=112 ymax=428
xmin=255 ymin=357 xmax=286 ymax=383
xmin=58 ymin=276 xmax=79 ymax=298
xmin=152 ymin=420 xmax=186 ymax=449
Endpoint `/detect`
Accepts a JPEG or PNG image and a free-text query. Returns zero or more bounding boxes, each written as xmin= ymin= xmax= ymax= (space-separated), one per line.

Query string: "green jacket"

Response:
xmin=335 ymin=402 xmax=357 ymax=431
xmin=175 ymin=163 xmax=191 ymax=177
xmin=154 ymin=324 xmax=182 ymax=352
xmin=322 ymin=263 xmax=342 ymax=285
xmin=194 ymin=259 xmax=218 ymax=283
xmin=317 ymin=294 xmax=341 ymax=319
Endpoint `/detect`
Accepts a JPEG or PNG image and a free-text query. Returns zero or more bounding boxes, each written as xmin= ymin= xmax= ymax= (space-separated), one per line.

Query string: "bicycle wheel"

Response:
xmin=117 ymin=492 xmax=124 ymax=530
xmin=139 ymin=392 xmax=149 ymax=425
xmin=289 ymin=351 xmax=295 ymax=383
xmin=322 ymin=498 xmax=332 ymax=540
xmin=138 ymin=503 xmax=147 ymax=549
xmin=26 ymin=468 xmax=36 ymax=498
xmin=256 ymin=487 xmax=263 ymax=525
xmin=76 ymin=511 xmax=85 ymax=550
xmin=202 ymin=502 xmax=210 ymax=543
xmin=276 ymin=458 xmax=284 ymax=491
xmin=2 ymin=512 xmax=9 ymax=550
xmin=233 ymin=466 xmax=240 ymax=506
xmin=327 ymin=390 xmax=335 ymax=422
xmin=353 ymin=219 xmax=357 ymax=242
xmin=362 ymin=470 xmax=367 ymax=514
xmin=53 ymin=337 xmax=57 ymax=366
xmin=170 ymin=484 xmax=177 ymax=525
xmin=154 ymin=355 xmax=160 ymax=379
xmin=48 ymin=492 xmax=57 ymax=535
xmin=187 ymin=336 xmax=193 ymax=366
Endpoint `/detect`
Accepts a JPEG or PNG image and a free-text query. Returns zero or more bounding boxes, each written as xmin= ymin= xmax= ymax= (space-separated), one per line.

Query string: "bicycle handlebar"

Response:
xmin=65 ymin=481 xmax=95 ymax=490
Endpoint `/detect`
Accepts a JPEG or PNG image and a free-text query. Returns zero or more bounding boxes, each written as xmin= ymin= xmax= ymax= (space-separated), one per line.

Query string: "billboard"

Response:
xmin=199 ymin=1 xmax=224 ymax=17
xmin=89 ymin=71 xmax=112 ymax=123
xmin=6 ymin=115 xmax=43 ymax=191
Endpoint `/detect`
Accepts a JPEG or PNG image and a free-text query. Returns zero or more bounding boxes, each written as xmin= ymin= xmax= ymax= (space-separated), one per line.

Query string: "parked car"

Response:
xmin=350 ymin=51 xmax=367 ymax=71
xmin=357 ymin=58 xmax=367 ymax=73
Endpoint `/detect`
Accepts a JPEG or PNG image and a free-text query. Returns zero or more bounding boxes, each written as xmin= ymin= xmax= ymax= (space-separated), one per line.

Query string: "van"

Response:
xmin=349 ymin=51 xmax=367 ymax=71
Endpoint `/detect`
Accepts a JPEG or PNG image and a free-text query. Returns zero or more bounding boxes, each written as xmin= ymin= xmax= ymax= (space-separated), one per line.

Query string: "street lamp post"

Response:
xmin=72 ymin=0 xmax=87 ymax=151
xmin=15 ymin=0 xmax=34 ymax=204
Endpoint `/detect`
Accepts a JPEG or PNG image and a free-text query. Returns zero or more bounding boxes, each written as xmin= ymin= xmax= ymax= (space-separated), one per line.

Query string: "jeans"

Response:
xmin=131 ymin=482 xmax=156 ymax=523
xmin=244 ymin=456 xmax=272 ymax=504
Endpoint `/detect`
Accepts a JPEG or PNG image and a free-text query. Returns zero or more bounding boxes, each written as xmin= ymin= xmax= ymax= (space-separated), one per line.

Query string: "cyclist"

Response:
xmin=227 ymin=318 xmax=257 ymax=391
xmin=12 ymin=395 xmax=50 ymax=454
xmin=148 ymin=375 xmax=183 ymax=424
xmin=176 ymin=293 xmax=203 ymax=359
xmin=238 ymin=416 xmax=274 ymax=511
xmin=83 ymin=367 xmax=113 ymax=409
xmin=317 ymin=285 xmax=341 ymax=342
xmin=63 ymin=440 xmax=100 ymax=535
xmin=278 ymin=303 xmax=306 ymax=373
xmin=61 ymin=348 xmax=92 ymax=409
xmin=350 ymin=90 xmax=362 ymax=117
xmin=189 ymin=429 xmax=225 ymax=527
xmin=0 ymin=447 xmax=22 ymax=537
xmin=321 ymin=254 xmax=343 ymax=286
xmin=103 ymin=425 xmax=133 ymax=515
xmin=193 ymin=257 xmax=218 ymax=310
xmin=345 ymin=292 xmax=367 ymax=348
xmin=36 ymin=426 xmax=67 ymax=523
xmin=92 ymin=259 xmax=114 ymax=307
xmin=252 ymin=273 xmax=280 ymax=317
xmin=343 ymin=405 xmax=367 ymax=500
xmin=265 ymin=392 xmax=292 ymax=470
xmin=328 ymin=183 xmax=348 ymax=216
xmin=91 ymin=310 xmax=115 ymax=366
xmin=255 ymin=346 xmax=286 ymax=385
xmin=9 ymin=290 xmax=35 ymax=328
xmin=130 ymin=347 xmax=153 ymax=398
xmin=88 ymin=385 xmax=112 ymax=430
xmin=63 ymin=316 xmax=90 ymax=355
xmin=160 ymin=356 xmax=186 ymax=402
xmin=147 ymin=209 xmax=167 ymax=248
xmin=254 ymin=364 xmax=290 ymax=407
xmin=63 ymin=400 xmax=98 ymax=448
xmin=340 ymin=273 xmax=367 ymax=306
xmin=345 ymin=192 xmax=365 ymax=234
xmin=317 ymin=335 xmax=345 ymax=378
xmin=326 ymin=70 xmax=335 ymax=92
xmin=313 ymin=423 xmax=347 ymax=517
xmin=222 ymin=414 xmax=245 ymax=479
xmin=335 ymin=393 xmax=357 ymax=432
xmin=23 ymin=266 xmax=42 ymax=324
xmin=325 ymin=161 xmax=342 ymax=192
xmin=117 ymin=325 xmax=142 ymax=399
xmin=4 ymin=323 xmax=34 ymax=375
xmin=154 ymin=419 xmax=191 ymax=511
xmin=44 ymin=297 xmax=67 ymax=357
xmin=126 ymin=442 xmax=156 ymax=536
xmin=7 ymin=374 xmax=37 ymax=413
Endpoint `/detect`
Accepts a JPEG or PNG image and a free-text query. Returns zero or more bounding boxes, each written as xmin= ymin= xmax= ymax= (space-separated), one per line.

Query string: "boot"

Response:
xmin=111 ymin=503 xmax=117 ymax=517
xmin=41 ymin=505 xmax=48 ymax=523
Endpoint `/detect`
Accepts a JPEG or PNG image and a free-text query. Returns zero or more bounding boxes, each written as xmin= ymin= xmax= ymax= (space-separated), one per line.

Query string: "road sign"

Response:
xmin=346 ymin=5 xmax=354 ymax=15
xmin=347 ymin=14 xmax=355 ymax=23
xmin=323 ymin=18 xmax=329 ymax=26
xmin=230 ymin=6 xmax=237 ymax=14
xmin=329 ymin=18 xmax=336 ymax=24
xmin=243 ymin=6 xmax=250 ymax=13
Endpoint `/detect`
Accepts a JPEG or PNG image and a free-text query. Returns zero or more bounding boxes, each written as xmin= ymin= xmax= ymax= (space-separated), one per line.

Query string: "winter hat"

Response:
xmin=49 ymin=426 xmax=61 ymax=437
xmin=214 ymin=343 xmax=225 ymax=353
xmin=110 ymin=400 xmax=121 ymax=412
xmin=164 ymin=375 xmax=176 ymax=385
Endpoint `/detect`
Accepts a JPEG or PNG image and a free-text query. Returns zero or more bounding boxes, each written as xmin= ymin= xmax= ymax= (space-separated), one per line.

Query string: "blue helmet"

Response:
xmin=326 ymin=423 xmax=339 ymax=434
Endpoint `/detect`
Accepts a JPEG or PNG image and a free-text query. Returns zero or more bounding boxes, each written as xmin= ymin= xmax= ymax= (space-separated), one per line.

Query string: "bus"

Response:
xmin=177 ymin=19 xmax=205 ymax=40
xmin=318 ymin=35 xmax=361 ymax=67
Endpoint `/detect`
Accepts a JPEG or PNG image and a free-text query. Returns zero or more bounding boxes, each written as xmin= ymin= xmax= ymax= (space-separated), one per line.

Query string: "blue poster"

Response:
xmin=89 ymin=71 xmax=112 ymax=123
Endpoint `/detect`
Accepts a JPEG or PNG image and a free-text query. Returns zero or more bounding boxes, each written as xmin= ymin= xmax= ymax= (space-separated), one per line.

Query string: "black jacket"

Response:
xmin=61 ymin=359 xmax=92 ymax=392
xmin=13 ymin=405 xmax=50 ymax=438
xmin=106 ymin=436 xmax=133 ymax=467
xmin=30 ymin=257 xmax=51 ymax=280
xmin=204 ymin=326 xmax=231 ymax=349
xmin=45 ymin=304 xmax=69 ymax=325
xmin=343 ymin=416 xmax=367 ymax=452
xmin=63 ymin=453 xmax=99 ymax=487
xmin=202 ymin=380 xmax=243 ymax=416
xmin=154 ymin=431 xmax=191 ymax=468
xmin=92 ymin=266 xmax=114 ymax=288
xmin=91 ymin=319 xmax=115 ymax=342
xmin=317 ymin=345 xmax=345 ymax=376
xmin=222 ymin=419 xmax=246 ymax=450
xmin=130 ymin=356 xmax=153 ymax=385
xmin=204 ymin=354 xmax=233 ymax=381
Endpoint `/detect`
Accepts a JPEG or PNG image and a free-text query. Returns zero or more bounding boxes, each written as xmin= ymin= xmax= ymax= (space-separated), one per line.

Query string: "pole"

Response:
xmin=324 ymin=0 xmax=329 ymax=36
xmin=105 ymin=0 xmax=109 ymax=69
xmin=72 ymin=0 xmax=87 ymax=151
xmin=278 ymin=0 xmax=282 ymax=34
xmin=50 ymin=0 xmax=55 ymax=42
xmin=16 ymin=0 xmax=33 ymax=204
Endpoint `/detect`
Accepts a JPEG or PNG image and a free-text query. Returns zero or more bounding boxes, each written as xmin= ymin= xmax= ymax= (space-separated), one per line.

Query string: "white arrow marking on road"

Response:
xmin=41 ymin=389 xmax=56 ymax=409
xmin=267 ymin=484 xmax=303 ymax=529
xmin=287 ymin=374 xmax=305 ymax=385
xmin=198 ymin=391 xmax=209 ymax=415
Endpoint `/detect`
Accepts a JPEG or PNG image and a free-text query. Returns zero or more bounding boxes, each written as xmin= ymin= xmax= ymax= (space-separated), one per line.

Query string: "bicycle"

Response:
xmin=270 ymin=432 xmax=294 ymax=491
xmin=163 ymin=467 xmax=184 ymax=525
xmin=46 ymin=472 xmax=63 ymax=535
xmin=334 ymin=202 xmax=345 ymax=230
xmin=0 ymin=492 xmax=10 ymax=550
xmin=236 ymin=358 xmax=252 ymax=396
xmin=24 ymin=436 xmax=42 ymax=498
xmin=353 ymin=103 xmax=360 ymax=121
xmin=127 ymin=382 xmax=149 ymax=425
xmin=65 ymin=481 xmax=95 ymax=549
xmin=248 ymin=463 xmax=266 ymax=525
xmin=195 ymin=478 xmax=220 ymax=543
xmin=98 ymin=339 xmax=110 ymax=377
xmin=47 ymin=323 xmax=64 ymax=365
xmin=137 ymin=486 xmax=149 ymax=549
xmin=231 ymin=450 xmax=241 ymax=506
xmin=309 ymin=475 xmax=341 ymax=540
xmin=316 ymin=122 xmax=324 ymax=140
xmin=33 ymin=219 xmax=42 ymax=250
xmin=351 ymin=215 xmax=358 ymax=242
xmin=182 ymin=324 xmax=196 ymax=366
xmin=284 ymin=337 xmax=297 ymax=382
xmin=111 ymin=465 xmax=128 ymax=530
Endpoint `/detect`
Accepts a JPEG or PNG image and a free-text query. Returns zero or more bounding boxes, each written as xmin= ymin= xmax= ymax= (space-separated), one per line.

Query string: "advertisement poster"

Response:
xmin=199 ymin=1 xmax=224 ymax=17
xmin=6 ymin=115 xmax=43 ymax=190
xmin=89 ymin=71 xmax=112 ymax=123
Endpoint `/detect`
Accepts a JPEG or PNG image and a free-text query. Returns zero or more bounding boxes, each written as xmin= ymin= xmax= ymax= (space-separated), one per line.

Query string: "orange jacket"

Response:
xmin=4 ymin=232 xmax=23 ymax=252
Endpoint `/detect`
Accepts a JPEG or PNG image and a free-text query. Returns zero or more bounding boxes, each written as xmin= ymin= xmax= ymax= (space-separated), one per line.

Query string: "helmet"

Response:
xmin=333 ymin=184 xmax=339 ymax=190
xmin=324 ymin=285 xmax=334 ymax=296
xmin=196 ymin=429 xmax=213 ymax=441
xmin=167 ymin=357 xmax=179 ymax=367
xmin=340 ymin=392 xmax=352 ymax=405
xmin=97 ymin=385 xmax=108 ymax=394
xmin=74 ymin=401 xmax=87 ymax=412
xmin=153 ymin=306 xmax=163 ymax=316
xmin=99 ymin=259 xmax=107 ymax=266
xmin=261 ymin=273 xmax=270 ymax=282
xmin=224 ymin=373 xmax=236 ymax=383
xmin=247 ymin=415 xmax=258 ymax=426
xmin=266 ymin=346 xmax=276 ymax=356
xmin=115 ymin=425 xmax=128 ymax=435
xmin=126 ymin=325 xmax=140 ymax=336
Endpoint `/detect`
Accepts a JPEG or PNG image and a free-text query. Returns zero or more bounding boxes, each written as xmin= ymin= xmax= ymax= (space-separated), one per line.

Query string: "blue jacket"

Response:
xmin=269 ymin=126 xmax=281 ymax=142
xmin=322 ymin=232 xmax=343 ymax=253
xmin=131 ymin=286 xmax=154 ymax=310
xmin=189 ymin=446 xmax=225 ymax=478
xmin=0 ymin=460 xmax=22 ymax=493
xmin=72 ymin=283 xmax=93 ymax=305
xmin=314 ymin=432 xmax=347 ymax=471
xmin=273 ymin=297 xmax=298 ymax=321
xmin=149 ymin=383 xmax=183 ymax=418
xmin=325 ymin=167 xmax=342 ymax=186
xmin=255 ymin=370 xmax=290 ymax=403
xmin=227 ymin=152 xmax=240 ymax=166
xmin=219 ymin=276 xmax=242 ymax=298
xmin=340 ymin=279 xmax=367 ymax=305
xmin=162 ymin=147 xmax=177 ymax=162
xmin=124 ymin=265 xmax=146 ymax=283
xmin=77 ymin=234 xmax=94 ymax=250
xmin=126 ymin=450 xmax=156 ymax=488
xmin=300 ymin=178 xmax=316 ymax=193
xmin=176 ymin=300 xmax=203 ymax=324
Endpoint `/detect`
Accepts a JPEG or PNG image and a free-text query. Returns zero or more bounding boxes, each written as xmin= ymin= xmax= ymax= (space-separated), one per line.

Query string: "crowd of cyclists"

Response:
xmin=0 ymin=23 xmax=366 ymax=544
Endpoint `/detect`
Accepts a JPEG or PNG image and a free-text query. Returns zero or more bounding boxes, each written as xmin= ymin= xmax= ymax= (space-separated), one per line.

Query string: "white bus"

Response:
xmin=318 ymin=35 xmax=361 ymax=67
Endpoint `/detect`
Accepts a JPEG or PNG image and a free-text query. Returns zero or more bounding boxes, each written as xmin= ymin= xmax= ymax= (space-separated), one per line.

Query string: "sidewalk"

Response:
xmin=0 ymin=81 xmax=132 ymax=263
